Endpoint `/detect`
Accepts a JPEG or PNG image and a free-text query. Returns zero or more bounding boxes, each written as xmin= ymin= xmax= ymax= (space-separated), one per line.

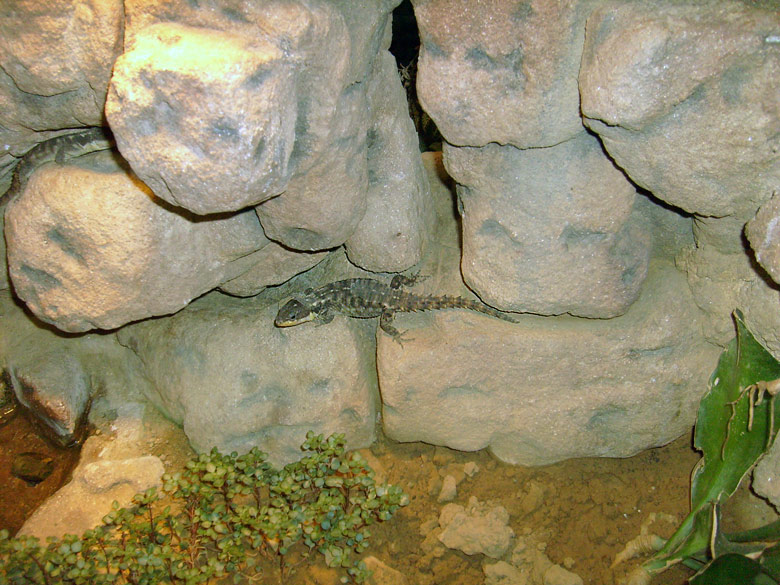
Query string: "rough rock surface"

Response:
xmin=116 ymin=288 xmax=378 ymax=467
xmin=107 ymin=21 xmax=299 ymax=215
xmin=380 ymin=260 xmax=719 ymax=465
xmin=0 ymin=290 xmax=136 ymax=446
xmin=344 ymin=51 xmax=434 ymax=272
xmin=0 ymin=0 xmax=123 ymax=182
xmin=675 ymin=243 xmax=780 ymax=356
xmin=746 ymin=191 xmax=780 ymax=285
xmin=580 ymin=2 xmax=780 ymax=218
xmin=412 ymin=0 xmax=588 ymax=148
xmin=444 ymin=132 xmax=650 ymax=318
xmin=105 ymin=0 xmax=426 ymax=275
xmin=4 ymin=152 xmax=268 ymax=332
xmin=368 ymin=152 xmax=711 ymax=465
xmin=217 ymin=244 xmax=328 ymax=298
xmin=380 ymin=176 xmax=719 ymax=468
xmin=438 ymin=496 xmax=515 ymax=559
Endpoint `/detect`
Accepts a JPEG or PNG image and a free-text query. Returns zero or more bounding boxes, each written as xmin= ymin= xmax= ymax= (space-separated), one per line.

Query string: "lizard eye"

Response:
xmin=275 ymin=299 xmax=312 ymax=326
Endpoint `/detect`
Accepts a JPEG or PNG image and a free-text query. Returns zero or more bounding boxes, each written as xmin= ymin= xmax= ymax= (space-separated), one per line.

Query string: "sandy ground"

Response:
xmin=2 ymin=415 xmax=703 ymax=585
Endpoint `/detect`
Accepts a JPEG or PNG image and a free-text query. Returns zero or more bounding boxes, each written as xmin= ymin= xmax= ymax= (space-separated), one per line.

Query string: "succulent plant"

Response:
xmin=0 ymin=432 xmax=408 ymax=584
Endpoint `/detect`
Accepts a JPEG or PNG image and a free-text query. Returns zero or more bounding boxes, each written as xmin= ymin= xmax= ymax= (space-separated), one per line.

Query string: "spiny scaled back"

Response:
xmin=1 ymin=126 xmax=115 ymax=207
xmin=274 ymin=276 xmax=518 ymax=342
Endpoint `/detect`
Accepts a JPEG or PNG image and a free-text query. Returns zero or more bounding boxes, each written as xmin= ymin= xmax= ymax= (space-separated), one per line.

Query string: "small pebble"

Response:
xmin=463 ymin=461 xmax=479 ymax=477
xmin=438 ymin=474 xmax=457 ymax=502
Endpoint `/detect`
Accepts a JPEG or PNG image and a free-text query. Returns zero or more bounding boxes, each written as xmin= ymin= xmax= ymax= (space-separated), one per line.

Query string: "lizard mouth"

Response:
xmin=274 ymin=299 xmax=316 ymax=327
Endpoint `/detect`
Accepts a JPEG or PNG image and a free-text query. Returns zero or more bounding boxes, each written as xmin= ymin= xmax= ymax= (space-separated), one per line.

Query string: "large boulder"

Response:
xmin=444 ymin=132 xmax=650 ymax=318
xmin=116 ymin=287 xmax=378 ymax=467
xmin=4 ymin=151 xmax=268 ymax=332
xmin=580 ymin=2 xmax=780 ymax=218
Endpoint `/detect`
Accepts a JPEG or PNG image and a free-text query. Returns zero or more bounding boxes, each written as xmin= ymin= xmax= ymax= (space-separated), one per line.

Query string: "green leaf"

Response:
xmin=689 ymin=553 xmax=772 ymax=585
xmin=646 ymin=311 xmax=780 ymax=573
xmin=760 ymin=545 xmax=780 ymax=581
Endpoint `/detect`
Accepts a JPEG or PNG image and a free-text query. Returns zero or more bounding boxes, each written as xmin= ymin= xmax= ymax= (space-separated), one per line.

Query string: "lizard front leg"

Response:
xmin=314 ymin=309 xmax=334 ymax=325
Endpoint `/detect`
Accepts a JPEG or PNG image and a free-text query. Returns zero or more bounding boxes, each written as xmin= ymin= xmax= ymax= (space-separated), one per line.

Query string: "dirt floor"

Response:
xmin=362 ymin=433 xmax=700 ymax=585
xmin=0 ymin=409 xmax=82 ymax=534
xmin=1 ymin=419 xmax=705 ymax=585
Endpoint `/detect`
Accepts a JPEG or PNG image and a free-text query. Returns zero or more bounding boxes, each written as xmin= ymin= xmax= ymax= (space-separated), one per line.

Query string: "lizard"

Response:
xmin=274 ymin=274 xmax=518 ymax=343
xmin=0 ymin=126 xmax=115 ymax=207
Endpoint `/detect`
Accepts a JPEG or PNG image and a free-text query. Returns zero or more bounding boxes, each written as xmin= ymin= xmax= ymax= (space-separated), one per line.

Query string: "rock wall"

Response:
xmin=1 ymin=0 xmax=779 ymax=473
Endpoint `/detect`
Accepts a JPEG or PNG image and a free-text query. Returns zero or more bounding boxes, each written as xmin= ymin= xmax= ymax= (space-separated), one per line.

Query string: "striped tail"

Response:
xmin=407 ymin=293 xmax=518 ymax=323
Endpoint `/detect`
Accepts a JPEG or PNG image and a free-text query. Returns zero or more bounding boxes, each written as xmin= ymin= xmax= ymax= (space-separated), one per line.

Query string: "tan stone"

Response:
xmin=4 ymin=152 xmax=267 ymax=332
xmin=412 ymin=0 xmax=588 ymax=148
xmin=445 ymin=132 xmax=649 ymax=318
xmin=379 ymin=261 xmax=719 ymax=465
xmin=580 ymin=3 xmax=780 ymax=217
xmin=116 ymin=289 xmax=378 ymax=467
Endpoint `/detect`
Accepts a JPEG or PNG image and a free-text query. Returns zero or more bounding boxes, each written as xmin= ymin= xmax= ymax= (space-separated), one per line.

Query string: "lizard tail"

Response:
xmin=410 ymin=294 xmax=518 ymax=323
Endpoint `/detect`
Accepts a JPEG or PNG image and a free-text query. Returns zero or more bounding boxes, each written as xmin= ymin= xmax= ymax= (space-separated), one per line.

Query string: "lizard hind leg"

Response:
xmin=379 ymin=311 xmax=410 ymax=345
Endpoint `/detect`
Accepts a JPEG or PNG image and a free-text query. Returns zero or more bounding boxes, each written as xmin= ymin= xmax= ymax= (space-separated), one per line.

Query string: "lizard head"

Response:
xmin=274 ymin=299 xmax=316 ymax=327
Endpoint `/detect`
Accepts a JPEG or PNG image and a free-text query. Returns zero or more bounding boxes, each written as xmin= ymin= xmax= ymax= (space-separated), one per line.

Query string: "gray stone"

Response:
xmin=580 ymin=2 xmax=780 ymax=217
xmin=4 ymin=152 xmax=268 ymax=332
xmin=116 ymin=289 xmax=378 ymax=467
xmin=633 ymin=191 xmax=693 ymax=260
xmin=254 ymin=81 xmax=369 ymax=251
xmin=694 ymin=213 xmax=756 ymax=255
xmin=107 ymin=21 xmax=299 ymax=215
xmin=444 ymin=132 xmax=650 ymax=318
xmin=379 ymin=260 xmax=720 ymax=466
xmin=0 ymin=0 xmax=122 ymax=177
xmin=412 ymin=0 xmax=588 ymax=148
xmin=675 ymin=245 xmax=757 ymax=346
xmin=0 ymin=290 xmax=136 ymax=446
xmin=344 ymin=51 xmax=434 ymax=272
xmin=7 ymin=351 xmax=89 ymax=447
xmin=217 ymin=243 xmax=328 ymax=297
xmin=438 ymin=496 xmax=514 ymax=559
xmin=746 ymin=191 xmax=780 ymax=285
xmin=739 ymin=271 xmax=780 ymax=363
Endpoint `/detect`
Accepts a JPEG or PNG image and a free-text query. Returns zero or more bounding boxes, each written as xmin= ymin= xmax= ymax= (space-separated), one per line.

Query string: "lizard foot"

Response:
xmin=380 ymin=312 xmax=412 ymax=346
xmin=390 ymin=272 xmax=428 ymax=289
